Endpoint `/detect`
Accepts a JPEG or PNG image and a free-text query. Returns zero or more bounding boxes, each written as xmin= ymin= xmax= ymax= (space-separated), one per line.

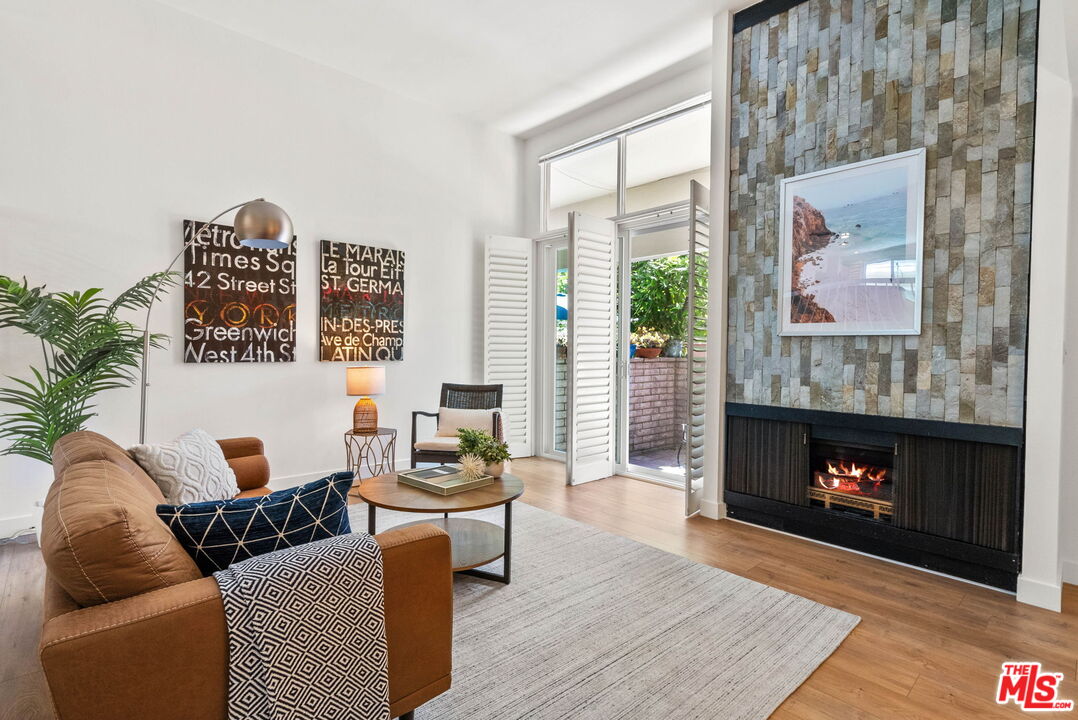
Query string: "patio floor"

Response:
xmin=629 ymin=445 xmax=684 ymax=478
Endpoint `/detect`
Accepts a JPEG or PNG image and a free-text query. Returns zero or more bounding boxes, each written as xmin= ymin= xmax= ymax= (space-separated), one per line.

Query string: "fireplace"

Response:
xmin=808 ymin=437 xmax=893 ymax=521
xmin=724 ymin=404 xmax=1023 ymax=590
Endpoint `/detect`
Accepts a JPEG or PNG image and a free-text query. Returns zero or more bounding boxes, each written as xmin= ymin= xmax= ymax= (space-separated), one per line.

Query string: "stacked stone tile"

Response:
xmin=727 ymin=0 xmax=1037 ymax=427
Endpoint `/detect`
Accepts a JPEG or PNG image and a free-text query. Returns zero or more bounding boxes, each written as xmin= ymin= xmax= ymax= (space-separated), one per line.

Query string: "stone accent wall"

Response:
xmin=728 ymin=0 xmax=1037 ymax=427
xmin=629 ymin=358 xmax=689 ymax=452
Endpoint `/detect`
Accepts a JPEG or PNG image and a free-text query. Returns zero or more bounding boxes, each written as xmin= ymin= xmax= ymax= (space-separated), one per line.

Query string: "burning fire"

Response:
xmin=825 ymin=461 xmax=886 ymax=482
xmin=816 ymin=460 xmax=888 ymax=496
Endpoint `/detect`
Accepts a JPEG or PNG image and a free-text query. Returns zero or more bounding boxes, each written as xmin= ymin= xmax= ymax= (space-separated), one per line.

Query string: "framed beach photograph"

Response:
xmin=778 ymin=148 xmax=926 ymax=336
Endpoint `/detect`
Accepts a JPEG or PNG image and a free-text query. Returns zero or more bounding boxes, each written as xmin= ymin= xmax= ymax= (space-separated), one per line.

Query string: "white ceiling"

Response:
xmin=157 ymin=0 xmax=735 ymax=136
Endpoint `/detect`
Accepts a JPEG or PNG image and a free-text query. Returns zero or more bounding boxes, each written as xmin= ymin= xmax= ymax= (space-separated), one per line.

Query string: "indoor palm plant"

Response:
xmin=457 ymin=427 xmax=511 ymax=477
xmin=0 ymin=273 xmax=176 ymax=464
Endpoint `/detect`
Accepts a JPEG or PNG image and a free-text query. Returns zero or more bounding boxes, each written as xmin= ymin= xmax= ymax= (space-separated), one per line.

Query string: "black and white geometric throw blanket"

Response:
xmin=214 ymin=533 xmax=390 ymax=720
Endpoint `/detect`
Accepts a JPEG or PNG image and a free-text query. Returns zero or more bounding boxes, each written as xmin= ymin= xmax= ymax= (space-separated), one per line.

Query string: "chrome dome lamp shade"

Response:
xmin=234 ymin=199 xmax=293 ymax=249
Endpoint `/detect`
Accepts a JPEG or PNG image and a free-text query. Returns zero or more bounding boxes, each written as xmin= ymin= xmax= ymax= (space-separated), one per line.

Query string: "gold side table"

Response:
xmin=344 ymin=427 xmax=397 ymax=480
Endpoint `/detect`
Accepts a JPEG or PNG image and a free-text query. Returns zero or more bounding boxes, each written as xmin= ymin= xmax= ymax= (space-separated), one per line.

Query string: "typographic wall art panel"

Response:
xmin=183 ymin=220 xmax=297 ymax=363
xmin=319 ymin=240 xmax=405 ymax=361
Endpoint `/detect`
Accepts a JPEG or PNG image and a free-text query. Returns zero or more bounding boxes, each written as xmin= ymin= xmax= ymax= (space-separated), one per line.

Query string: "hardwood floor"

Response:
xmin=511 ymin=457 xmax=1078 ymax=719
xmin=4 ymin=456 xmax=1076 ymax=719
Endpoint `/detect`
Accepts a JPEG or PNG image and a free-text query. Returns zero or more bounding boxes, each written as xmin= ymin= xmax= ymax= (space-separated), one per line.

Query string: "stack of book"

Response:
xmin=397 ymin=465 xmax=493 ymax=495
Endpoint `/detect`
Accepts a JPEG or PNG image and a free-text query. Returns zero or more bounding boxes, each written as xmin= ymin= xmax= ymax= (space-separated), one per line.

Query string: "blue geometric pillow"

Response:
xmin=157 ymin=471 xmax=354 ymax=574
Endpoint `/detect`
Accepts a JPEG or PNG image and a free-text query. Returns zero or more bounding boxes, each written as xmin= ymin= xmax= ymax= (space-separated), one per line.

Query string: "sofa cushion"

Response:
xmin=157 ymin=472 xmax=354 ymax=574
xmin=435 ymin=407 xmax=499 ymax=437
xmin=129 ymin=429 xmax=241 ymax=505
xmin=52 ymin=430 xmax=164 ymax=501
xmin=41 ymin=456 xmax=203 ymax=607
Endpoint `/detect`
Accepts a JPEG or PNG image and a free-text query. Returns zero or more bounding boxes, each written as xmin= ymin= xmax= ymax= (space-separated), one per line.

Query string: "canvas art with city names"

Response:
xmin=319 ymin=240 xmax=405 ymax=361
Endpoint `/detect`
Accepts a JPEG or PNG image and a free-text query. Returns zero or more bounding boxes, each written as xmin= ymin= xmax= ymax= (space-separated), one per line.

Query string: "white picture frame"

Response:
xmin=778 ymin=148 xmax=926 ymax=337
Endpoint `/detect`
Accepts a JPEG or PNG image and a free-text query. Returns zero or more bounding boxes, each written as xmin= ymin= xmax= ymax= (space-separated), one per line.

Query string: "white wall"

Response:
xmin=0 ymin=0 xmax=522 ymax=537
xmin=703 ymin=11 xmax=733 ymax=521
xmin=1059 ymin=92 xmax=1078 ymax=590
xmin=1019 ymin=0 xmax=1078 ymax=611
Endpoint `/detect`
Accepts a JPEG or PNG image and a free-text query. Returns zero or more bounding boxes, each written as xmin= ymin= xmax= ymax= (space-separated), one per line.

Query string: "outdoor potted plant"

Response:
xmin=457 ymin=427 xmax=511 ymax=477
xmin=630 ymin=327 xmax=668 ymax=359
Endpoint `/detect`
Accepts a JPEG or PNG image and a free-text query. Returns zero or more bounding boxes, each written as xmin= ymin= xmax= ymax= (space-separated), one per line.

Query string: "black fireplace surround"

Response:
xmin=724 ymin=403 xmax=1023 ymax=590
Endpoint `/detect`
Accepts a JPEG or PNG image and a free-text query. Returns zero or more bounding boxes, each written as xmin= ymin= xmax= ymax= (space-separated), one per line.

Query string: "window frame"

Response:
xmin=539 ymin=95 xmax=711 ymax=233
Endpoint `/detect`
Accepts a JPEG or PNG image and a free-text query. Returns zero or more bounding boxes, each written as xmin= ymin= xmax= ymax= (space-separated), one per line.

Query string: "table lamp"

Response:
xmin=347 ymin=366 xmax=386 ymax=433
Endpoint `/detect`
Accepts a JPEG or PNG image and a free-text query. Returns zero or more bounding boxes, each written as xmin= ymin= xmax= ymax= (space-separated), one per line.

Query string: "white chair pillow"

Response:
xmin=436 ymin=407 xmax=500 ymax=438
xmin=129 ymin=429 xmax=241 ymax=505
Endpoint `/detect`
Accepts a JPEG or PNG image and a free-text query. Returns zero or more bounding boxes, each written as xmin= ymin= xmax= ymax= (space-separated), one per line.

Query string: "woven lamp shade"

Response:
xmin=346 ymin=367 xmax=385 ymax=433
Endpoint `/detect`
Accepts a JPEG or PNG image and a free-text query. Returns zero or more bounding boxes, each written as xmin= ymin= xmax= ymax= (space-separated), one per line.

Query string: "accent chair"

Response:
xmin=411 ymin=383 xmax=504 ymax=467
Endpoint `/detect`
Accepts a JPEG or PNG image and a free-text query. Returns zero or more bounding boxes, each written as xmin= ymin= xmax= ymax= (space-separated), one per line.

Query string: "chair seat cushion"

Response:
xmin=129 ymin=429 xmax=240 ymax=505
xmin=156 ymin=472 xmax=354 ymax=574
xmin=435 ymin=407 xmax=499 ymax=437
xmin=414 ymin=437 xmax=460 ymax=452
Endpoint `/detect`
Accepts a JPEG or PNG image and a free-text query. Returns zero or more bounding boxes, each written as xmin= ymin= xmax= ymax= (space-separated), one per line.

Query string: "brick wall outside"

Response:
xmin=553 ymin=351 xmax=688 ymax=453
xmin=555 ymin=346 xmax=567 ymax=451
xmin=629 ymin=357 xmax=688 ymax=452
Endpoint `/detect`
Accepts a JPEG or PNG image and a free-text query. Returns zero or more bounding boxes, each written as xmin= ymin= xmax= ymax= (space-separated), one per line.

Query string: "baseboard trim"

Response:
xmin=268 ymin=468 xmax=346 ymax=492
xmin=0 ymin=513 xmax=36 ymax=541
xmin=700 ymin=499 xmax=725 ymax=520
xmin=1063 ymin=559 xmax=1078 ymax=586
xmin=1017 ymin=574 xmax=1063 ymax=612
xmin=268 ymin=456 xmax=412 ymax=492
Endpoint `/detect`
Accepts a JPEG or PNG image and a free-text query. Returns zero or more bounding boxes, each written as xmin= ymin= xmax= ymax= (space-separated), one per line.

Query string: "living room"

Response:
xmin=2 ymin=0 xmax=1077 ymax=718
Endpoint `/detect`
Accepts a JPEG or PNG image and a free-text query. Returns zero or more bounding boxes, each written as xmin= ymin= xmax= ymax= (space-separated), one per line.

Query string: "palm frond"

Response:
xmin=0 ymin=273 xmax=178 ymax=463
xmin=108 ymin=272 xmax=179 ymax=317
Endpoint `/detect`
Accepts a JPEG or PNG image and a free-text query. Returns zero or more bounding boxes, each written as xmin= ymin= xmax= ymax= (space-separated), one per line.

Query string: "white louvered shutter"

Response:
xmin=484 ymin=236 xmax=533 ymax=457
xmin=566 ymin=213 xmax=617 ymax=485
xmin=686 ymin=180 xmax=710 ymax=516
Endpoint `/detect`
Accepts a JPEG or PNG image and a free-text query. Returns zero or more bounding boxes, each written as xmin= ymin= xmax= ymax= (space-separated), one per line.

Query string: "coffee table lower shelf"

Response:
xmin=374 ymin=506 xmax=513 ymax=584
xmin=391 ymin=517 xmax=504 ymax=570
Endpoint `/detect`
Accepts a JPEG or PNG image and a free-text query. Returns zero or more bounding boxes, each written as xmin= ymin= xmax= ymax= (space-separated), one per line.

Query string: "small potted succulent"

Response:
xmin=457 ymin=428 xmax=512 ymax=477
xmin=629 ymin=327 xmax=668 ymax=359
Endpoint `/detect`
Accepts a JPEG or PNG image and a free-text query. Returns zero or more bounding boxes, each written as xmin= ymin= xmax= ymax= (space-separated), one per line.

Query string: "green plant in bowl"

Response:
xmin=457 ymin=427 xmax=511 ymax=464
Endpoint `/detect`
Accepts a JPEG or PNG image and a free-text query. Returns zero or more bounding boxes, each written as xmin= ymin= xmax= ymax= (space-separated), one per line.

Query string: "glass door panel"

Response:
xmin=539 ymin=236 xmax=569 ymax=458
xmin=624 ymin=218 xmax=690 ymax=484
xmin=554 ymin=245 xmax=568 ymax=454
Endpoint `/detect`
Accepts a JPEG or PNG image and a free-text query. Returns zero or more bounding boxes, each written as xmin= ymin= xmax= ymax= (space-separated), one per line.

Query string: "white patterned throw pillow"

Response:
xmin=129 ymin=429 xmax=241 ymax=505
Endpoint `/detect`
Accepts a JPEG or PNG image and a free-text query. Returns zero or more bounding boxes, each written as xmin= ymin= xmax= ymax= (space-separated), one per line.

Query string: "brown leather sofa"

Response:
xmin=38 ymin=431 xmax=452 ymax=720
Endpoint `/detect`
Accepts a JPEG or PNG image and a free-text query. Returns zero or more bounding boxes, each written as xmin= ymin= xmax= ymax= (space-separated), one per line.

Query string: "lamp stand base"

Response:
xmin=353 ymin=397 xmax=378 ymax=434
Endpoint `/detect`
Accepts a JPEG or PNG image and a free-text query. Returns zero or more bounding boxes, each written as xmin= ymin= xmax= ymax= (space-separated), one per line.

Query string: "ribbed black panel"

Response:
xmin=894 ymin=435 xmax=1019 ymax=553
xmin=726 ymin=416 xmax=810 ymax=505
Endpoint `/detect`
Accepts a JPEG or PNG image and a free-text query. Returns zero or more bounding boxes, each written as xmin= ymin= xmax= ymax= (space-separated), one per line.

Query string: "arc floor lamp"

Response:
xmin=138 ymin=198 xmax=293 ymax=443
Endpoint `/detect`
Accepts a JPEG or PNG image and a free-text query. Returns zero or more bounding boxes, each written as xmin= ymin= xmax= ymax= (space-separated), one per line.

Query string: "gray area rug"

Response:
xmin=349 ymin=501 xmax=859 ymax=720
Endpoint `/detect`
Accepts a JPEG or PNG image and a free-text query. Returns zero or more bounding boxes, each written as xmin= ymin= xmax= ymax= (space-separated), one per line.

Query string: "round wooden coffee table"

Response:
xmin=355 ymin=473 xmax=524 ymax=584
